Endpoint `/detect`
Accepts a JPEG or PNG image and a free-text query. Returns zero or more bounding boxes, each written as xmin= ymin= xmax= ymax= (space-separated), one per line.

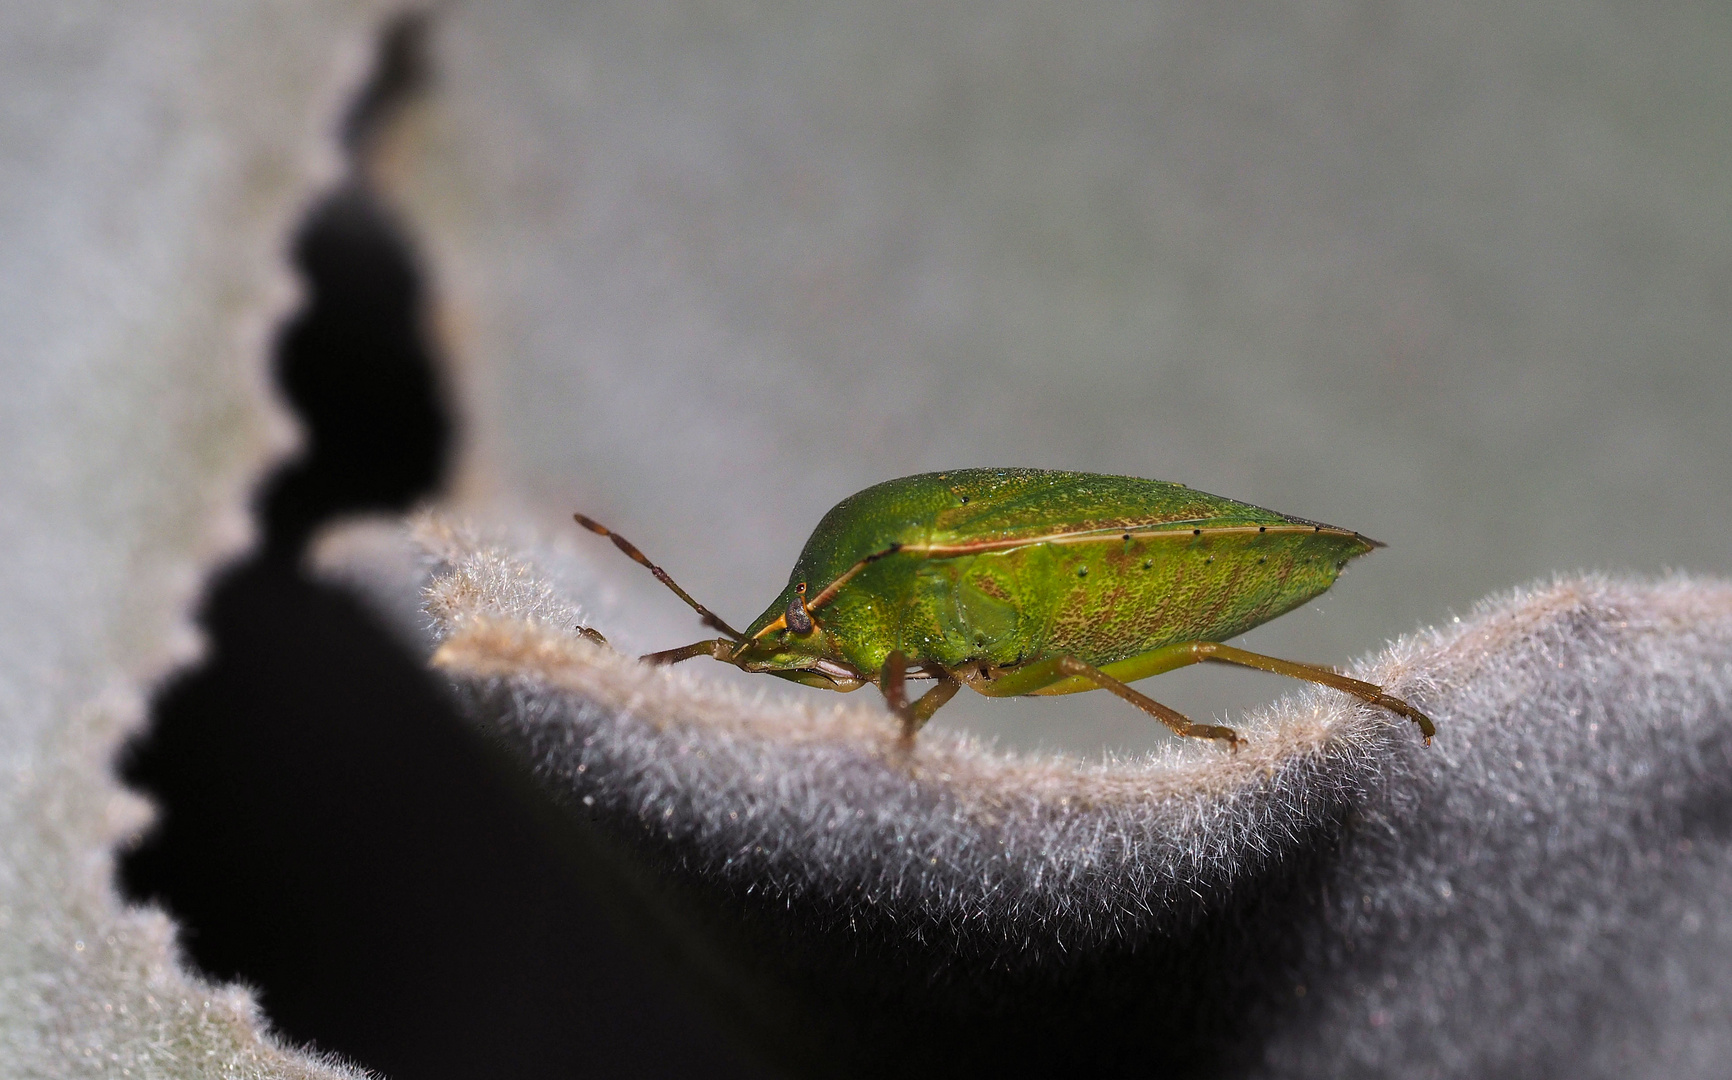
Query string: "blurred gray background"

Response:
xmin=386 ymin=0 xmax=1732 ymax=755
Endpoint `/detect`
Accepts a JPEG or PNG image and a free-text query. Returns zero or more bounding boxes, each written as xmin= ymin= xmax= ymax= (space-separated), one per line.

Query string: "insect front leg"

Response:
xmin=878 ymin=650 xmax=962 ymax=742
xmin=640 ymin=638 xmax=736 ymax=665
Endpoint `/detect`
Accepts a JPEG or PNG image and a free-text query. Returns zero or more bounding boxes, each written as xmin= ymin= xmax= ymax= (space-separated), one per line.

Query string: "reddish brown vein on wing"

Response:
xmin=793 ymin=522 xmax=1372 ymax=625
xmin=903 ymin=522 xmax=1373 ymax=558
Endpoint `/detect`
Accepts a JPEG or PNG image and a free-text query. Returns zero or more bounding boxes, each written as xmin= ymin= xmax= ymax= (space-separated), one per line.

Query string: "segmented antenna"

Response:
xmin=573 ymin=513 xmax=747 ymax=641
xmin=805 ymin=542 xmax=902 ymax=613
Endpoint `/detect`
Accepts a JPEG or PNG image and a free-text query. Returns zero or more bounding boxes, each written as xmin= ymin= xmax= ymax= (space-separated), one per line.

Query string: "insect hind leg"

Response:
xmin=1084 ymin=640 xmax=1435 ymax=743
xmin=1173 ymin=642 xmax=1436 ymax=742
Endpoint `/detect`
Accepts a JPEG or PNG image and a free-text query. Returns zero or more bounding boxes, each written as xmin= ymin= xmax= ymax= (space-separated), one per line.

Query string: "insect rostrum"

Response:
xmin=576 ymin=468 xmax=1435 ymax=747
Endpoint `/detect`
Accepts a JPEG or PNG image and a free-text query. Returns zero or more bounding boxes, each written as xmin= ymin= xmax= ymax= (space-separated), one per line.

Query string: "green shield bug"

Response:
xmin=576 ymin=468 xmax=1435 ymax=748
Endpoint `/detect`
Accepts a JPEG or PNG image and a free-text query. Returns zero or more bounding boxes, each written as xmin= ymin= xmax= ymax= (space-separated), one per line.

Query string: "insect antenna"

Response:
xmin=806 ymin=542 xmax=902 ymax=613
xmin=573 ymin=513 xmax=747 ymax=641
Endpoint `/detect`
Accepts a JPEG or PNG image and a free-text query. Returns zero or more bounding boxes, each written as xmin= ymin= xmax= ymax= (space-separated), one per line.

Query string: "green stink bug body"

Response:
xmin=577 ymin=468 xmax=1434 ymax=747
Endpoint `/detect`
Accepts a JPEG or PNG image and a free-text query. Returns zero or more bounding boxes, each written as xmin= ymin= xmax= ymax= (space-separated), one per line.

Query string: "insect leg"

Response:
xmin=640 ymin=638 xmax=735 ymax=665
xmin=1060 ymin=640 xmax=1434 ymax=742
xmin=908 ymin=675 xmax=961 ymax=734
xmin=878 ymin=650 xmax=962 ymax=741
xmin=1173 ymin=642 xmax=1436 ymax=742
xmin=1048 ymin=657 xmax=1241 ymax=747
xmin=576 ymin=626 xmax=609 ymax=648
xmin=881 ymin=649 xmax=911 ymax=721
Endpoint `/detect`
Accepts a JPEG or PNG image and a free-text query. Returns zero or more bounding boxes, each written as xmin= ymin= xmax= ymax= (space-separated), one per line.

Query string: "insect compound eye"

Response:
xmin=785 ymin=580 xmax=814 ymax=635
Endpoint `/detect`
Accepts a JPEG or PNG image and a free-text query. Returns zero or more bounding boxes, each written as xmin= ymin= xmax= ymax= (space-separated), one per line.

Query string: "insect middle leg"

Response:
xmin=968 ymin=655 xmax=1240 ymax=745
xmin=880 ymin=649 xmax=962 ymax=742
